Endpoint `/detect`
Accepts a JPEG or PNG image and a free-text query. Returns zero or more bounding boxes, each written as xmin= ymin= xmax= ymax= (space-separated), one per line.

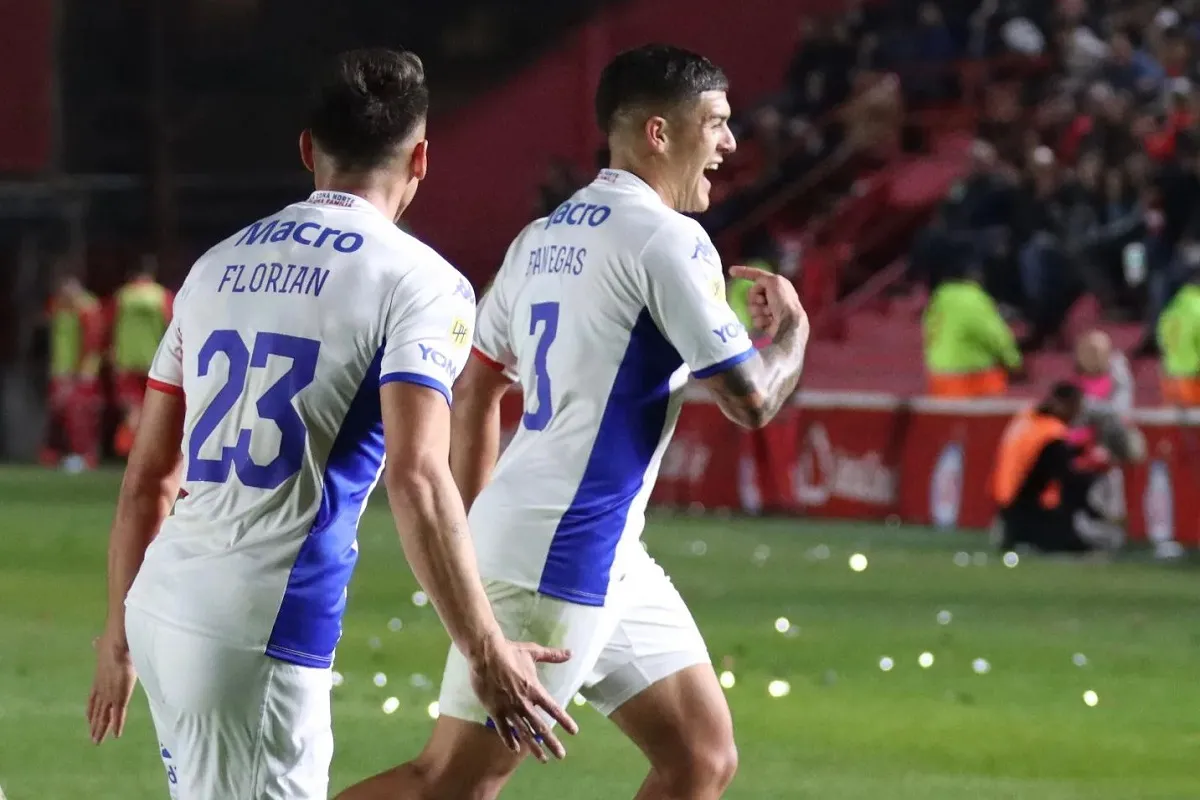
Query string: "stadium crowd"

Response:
xmin=908 ymin=0 xmax=1200 ymax=358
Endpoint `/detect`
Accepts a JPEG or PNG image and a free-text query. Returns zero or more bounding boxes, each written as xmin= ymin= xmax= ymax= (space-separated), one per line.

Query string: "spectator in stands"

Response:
xmin=1137 ymin=130 xmax=1200 ymax=354
xmin=1092 ymin=165 xmax=1147 ymax=308
xmin=1157 ymin=264 xmax=1200 ymax=404
xmin=1015 ymin=145 xmax=1075 ymax=347
xmin=900 ymin=3 xmax=961 ymax=107
xmin=1081 ymin=87 xmax=1139 ymax=168
xmin=991 ymin=381 xmax=1122 ymax=556
xmin=750 ymin=17 xmax=852 ymax=176
xmin=910 ymin=140 xmax=1013 ymax=291
xmin=1104 ymin=27 xmax=1165 ymax=101
xmin=968 ymin=0 xmax=1054 ymax=59
xmin=785 ymin=18 xmax=854 ymax=115
xmin=923 ymin=250 xmax=1024 ymax=398
xmin=1058 ymin=18 xmax=1111 ymax=84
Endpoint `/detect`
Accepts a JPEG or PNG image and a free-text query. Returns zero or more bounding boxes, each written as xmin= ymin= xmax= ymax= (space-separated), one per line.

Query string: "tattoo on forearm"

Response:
xmin=710 ymin=312 xmax=806 ymax=427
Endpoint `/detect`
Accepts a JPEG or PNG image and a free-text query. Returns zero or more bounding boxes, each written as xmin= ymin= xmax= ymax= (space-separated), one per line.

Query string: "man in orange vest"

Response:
xmin=43 ymin=275 xmax=106 ymax=470
xmin=991 ymin=381 xmax=1120 ymax=554
xmin=109 ymin=257 xmax=174 ymax=456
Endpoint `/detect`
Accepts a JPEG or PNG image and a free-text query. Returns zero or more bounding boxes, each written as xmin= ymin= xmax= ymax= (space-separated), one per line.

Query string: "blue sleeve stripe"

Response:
xmin=692 ymin=347 xmax=756 ymax=379
xmin=379 ymin=371 xmax=452 ymax=406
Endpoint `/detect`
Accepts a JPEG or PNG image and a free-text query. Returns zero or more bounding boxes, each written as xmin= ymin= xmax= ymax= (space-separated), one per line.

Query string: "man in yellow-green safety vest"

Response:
xmin=923 ymin=260 xmax=1023 ymax=398
xmin=110 ymin=257 xmax=174 ymax=456
xmin=43 ymin=275 xmax=106 ymax=469
xmin=1158 ymin=272 xmax=1200 ymax=406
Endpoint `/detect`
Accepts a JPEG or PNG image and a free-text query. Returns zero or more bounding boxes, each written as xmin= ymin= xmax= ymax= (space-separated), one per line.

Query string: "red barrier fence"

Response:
xmin=497 ymin=390 xmax=1195 ymax=549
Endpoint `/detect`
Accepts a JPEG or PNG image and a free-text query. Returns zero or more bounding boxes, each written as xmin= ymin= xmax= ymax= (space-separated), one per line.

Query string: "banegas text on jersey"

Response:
xmin=218 ymin=263 xmax=330 ymax=297
xmin=526 ymin=245 xmax=587 ymax=276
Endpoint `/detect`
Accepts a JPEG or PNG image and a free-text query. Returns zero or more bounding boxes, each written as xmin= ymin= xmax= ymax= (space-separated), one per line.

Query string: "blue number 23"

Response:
xmin=187 ymin=330 xmax=321 ymax=489
xmin=522 ymin=302 xmax=559 ymax=431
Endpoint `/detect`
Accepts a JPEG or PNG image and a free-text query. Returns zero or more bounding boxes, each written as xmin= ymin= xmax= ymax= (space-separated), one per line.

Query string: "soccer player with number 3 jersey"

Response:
xmin=85 ymin=49 xmax=575 ymax=799
xmin=339 ymin=45 xmax=811 ymax=800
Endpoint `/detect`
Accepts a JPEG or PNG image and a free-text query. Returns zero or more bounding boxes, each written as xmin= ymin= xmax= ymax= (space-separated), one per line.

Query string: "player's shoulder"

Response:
xmin=646 ymin=208 xmax=712 ymax=248
xmin=384 ymin=227 xmax=476 ymax=306
xmin=640 ymin=210 xmax=720 ymax=273
xmin=492 ymin=216 xmax=550 ymax=279
xmin=510 ymin=215 xmax=552 ymax=249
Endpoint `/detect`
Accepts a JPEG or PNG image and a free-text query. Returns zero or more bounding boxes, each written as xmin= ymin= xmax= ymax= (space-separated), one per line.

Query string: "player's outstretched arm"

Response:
xmin=698 ymin=265 xmax=810 ymax=430
xmin=449 ymin=354 xmax=513 ymax=511
xmin=381 ymin=382 xmax=578 ymax=760
xmin=88 ymin=386 xmax=185 ymax=744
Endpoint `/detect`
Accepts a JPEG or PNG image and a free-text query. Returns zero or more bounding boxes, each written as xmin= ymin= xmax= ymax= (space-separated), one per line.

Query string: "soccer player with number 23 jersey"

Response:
xmin=86 ymin=49 xmax=576 ymax=799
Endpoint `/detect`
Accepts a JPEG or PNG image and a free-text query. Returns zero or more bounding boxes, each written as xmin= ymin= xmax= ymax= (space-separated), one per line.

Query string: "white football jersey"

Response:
xmin=124 ymin=191 xmax=476 ymax=668
xmin=470 ymin=169 xmax=754 ymax=605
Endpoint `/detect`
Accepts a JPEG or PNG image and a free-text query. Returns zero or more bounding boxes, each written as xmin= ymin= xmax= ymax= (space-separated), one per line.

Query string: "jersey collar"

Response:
xmin=304 ymin=190 xmax=384 ymax=216
xmin=594 ymin=168 xmax=658 ymax=199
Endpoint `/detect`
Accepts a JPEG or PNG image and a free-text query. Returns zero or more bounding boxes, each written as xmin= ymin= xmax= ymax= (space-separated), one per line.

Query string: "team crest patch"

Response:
xmin=450 ymin=318 xmax=471 ymax=347
xmin=708 ymin=276 xmax=725 ymax=300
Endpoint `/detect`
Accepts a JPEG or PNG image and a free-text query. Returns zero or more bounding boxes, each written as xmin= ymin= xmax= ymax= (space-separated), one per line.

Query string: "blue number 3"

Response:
xmin=522 ymin=302 xmax=559 ymax=431
xmin=187 ymin=330 xmax=321 ymax=489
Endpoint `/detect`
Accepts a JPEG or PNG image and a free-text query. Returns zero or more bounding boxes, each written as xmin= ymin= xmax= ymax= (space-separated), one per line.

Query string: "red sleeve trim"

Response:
xmin=146 ymin=378 xmax=184 ymax=397
xmin=472 ymin=347 xmax=507 ymax=373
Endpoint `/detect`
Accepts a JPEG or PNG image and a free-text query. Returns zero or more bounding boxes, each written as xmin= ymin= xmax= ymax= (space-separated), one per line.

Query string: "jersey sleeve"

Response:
xmin=147 ymin=287 xmax=186 ymax=396
xmin=641 ymin=219 xmax=755 ymax=377
xmin=379 ymin=268 xmax=477 ymax=406
xmin=471 ymin=236 xmax=520 ymax=380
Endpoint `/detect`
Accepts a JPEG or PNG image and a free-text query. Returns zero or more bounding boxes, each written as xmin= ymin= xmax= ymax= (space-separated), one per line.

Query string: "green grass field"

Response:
xmin=1 ymin=467 xmax=1198 ymax=799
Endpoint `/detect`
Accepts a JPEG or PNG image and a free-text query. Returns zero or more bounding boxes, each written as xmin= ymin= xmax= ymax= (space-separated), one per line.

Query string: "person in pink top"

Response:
xmin=1063 ymin=330 xmax=1146 ymax=541
xmin=1071 ymin=330 xmax=1144 ymax=463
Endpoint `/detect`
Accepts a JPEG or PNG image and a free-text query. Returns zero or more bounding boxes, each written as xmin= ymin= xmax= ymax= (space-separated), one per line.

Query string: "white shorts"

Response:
xmin=125 ymin=606 xmax=333 ymax=800
xmin=438 ymin=549 xmax=709 ymax=723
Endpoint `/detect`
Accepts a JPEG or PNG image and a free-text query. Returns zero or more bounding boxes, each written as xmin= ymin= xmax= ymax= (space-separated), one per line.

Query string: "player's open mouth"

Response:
xmin=702 ymin=162 xmax=720 ymax=189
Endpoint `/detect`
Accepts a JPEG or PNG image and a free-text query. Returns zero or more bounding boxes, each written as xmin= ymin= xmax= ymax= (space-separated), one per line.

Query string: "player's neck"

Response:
xmin=606 ymin=158 xmax=685 ymax=211
xmin=314 ymin=177 xmax=409 ymax=222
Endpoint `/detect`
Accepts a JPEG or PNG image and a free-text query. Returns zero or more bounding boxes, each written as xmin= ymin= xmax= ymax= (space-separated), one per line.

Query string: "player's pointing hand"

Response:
xmin=728 ymin=265 xmax=809 ymax=344
xmin=469 ymin=638 xmax=578 ymax=763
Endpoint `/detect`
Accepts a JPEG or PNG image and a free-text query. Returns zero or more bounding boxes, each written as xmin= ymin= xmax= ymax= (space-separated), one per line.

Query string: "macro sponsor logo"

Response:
xmin=544 ymin=202 xmax=611 ymax=229
xmin=234 ymin=218 xmax=364 ymax=253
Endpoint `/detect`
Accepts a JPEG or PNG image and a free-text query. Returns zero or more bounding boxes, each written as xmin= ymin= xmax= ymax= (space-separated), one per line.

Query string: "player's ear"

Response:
xmin=410 ymin=139 xmax=429 ymax=182
xmin=299 ymin=130 xmax=315 ymax=173
xmin=645 ymin=116 xmax=669 ymax=155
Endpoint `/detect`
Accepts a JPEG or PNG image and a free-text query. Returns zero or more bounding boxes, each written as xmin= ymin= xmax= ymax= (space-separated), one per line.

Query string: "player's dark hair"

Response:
xmin=307 ymin=48 xmax=429 ymax=171
xmin=594 ymin=44 xmax=728 ymax=135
